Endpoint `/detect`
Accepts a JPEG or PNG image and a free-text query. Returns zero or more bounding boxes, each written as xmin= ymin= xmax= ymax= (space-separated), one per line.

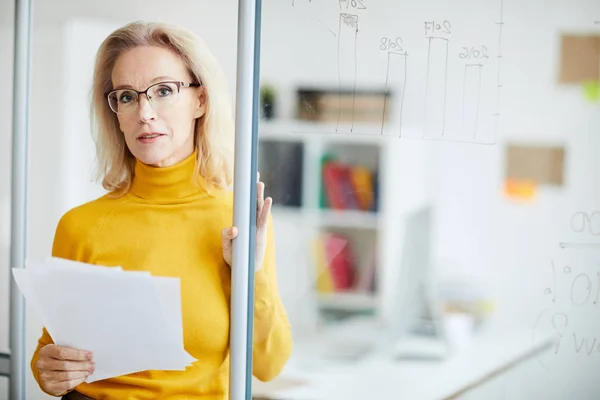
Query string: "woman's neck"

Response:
xmin=129 ymin=150 xmax=205 ymax=201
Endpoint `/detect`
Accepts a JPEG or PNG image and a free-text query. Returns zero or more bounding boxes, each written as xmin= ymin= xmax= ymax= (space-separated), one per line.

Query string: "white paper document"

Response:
xmin=12 ymin=257 xmax=196 ymax=383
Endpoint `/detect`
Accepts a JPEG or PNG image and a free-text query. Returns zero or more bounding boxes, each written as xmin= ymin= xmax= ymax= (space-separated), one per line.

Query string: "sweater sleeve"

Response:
xmin=30 ymin=212 xmax=81 ymax=396
xmin=251 ymin=214 xmax=293 ymax=382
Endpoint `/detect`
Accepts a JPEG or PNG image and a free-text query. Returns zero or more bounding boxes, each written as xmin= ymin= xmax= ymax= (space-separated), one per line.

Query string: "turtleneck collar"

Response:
xmin=129 ymin=151 xmax=205 ymax=202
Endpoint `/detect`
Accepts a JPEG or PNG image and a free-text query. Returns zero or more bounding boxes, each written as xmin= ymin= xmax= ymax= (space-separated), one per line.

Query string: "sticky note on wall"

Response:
xmin=558 ymin=34 xmax=600 ymax=84
xmin=504 ymin=179 xmax=536 ymax=200
xmin=583 ymin=81 xmax=600 ymax=102
xmin=505 ymin=144 xmax=566 ymax=186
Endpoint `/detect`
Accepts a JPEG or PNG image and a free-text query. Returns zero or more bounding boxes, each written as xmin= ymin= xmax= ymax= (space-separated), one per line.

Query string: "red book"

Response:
xmin=322 ymin=162 xmax=359 ymax=210
xmin=324 ymin=233 xmax=355 ymax=290
xmin=322 ymin=162 xmax=346 ymax=209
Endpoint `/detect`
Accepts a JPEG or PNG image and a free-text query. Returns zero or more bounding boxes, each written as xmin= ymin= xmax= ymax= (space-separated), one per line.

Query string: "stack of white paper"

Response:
xmin=12 ymin=257 xmax=196 ymax=383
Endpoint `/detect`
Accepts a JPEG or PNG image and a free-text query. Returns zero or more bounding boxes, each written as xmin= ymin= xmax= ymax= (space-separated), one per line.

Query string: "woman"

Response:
xmin=30 ymin=21 xmax=293 ymax=399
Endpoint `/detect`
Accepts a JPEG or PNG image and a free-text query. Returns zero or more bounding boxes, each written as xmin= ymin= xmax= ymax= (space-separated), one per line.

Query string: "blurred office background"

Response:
xmin=1 ymin=0 xmax=600 ymax=398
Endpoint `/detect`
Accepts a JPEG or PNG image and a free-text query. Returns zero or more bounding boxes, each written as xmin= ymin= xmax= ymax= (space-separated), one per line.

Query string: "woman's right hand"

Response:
xmin=35 ymin=344 xmax=95 ymax=396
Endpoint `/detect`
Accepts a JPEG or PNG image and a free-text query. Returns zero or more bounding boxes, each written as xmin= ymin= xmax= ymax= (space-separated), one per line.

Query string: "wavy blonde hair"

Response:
xmin=91 ymin=21 xmax=234 ymax=197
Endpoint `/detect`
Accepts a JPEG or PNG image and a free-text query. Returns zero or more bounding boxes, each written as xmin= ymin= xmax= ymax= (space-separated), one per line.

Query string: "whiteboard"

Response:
xmin=258 ymin=0 xmax=600 ymax=399
xmin=265 ymin=0 xmax=510 ymax=144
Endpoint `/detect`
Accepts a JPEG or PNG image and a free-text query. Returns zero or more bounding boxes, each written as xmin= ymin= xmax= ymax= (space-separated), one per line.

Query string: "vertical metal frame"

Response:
xmin=231 ymin=0 xmax=262 ymax=399
xmin=9 ymin=0 xmax=33 ymax=399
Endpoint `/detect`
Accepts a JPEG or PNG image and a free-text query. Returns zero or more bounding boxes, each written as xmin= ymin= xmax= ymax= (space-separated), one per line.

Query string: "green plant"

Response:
xmin=260 ymin=84 xmax=276 ymax=106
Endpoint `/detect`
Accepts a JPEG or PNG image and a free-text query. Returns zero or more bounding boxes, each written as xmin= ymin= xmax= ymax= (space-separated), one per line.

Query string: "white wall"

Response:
xmin=1 ymin=0 xmax=600 ymax=398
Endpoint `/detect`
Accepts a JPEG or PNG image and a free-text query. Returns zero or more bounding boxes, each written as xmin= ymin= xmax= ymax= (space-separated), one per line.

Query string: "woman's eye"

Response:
xmin=119 ymin=92 xmax=134 ymax=103
xmin=157 ymin=86 xmax=173 ymax=97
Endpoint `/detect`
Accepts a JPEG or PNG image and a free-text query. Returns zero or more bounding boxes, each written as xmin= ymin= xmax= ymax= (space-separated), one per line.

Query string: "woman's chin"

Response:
xmin=132 ymin=149 xmax=169 ymax=167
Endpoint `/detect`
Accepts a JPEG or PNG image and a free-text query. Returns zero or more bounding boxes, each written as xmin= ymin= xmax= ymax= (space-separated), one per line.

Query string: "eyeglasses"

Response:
xmin=106 ymin=81 xmax=202 ymax=114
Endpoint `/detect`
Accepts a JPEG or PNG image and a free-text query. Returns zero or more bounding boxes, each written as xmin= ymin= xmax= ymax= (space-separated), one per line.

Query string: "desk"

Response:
xmin=252 ymin=329 xmax=554 ymax=400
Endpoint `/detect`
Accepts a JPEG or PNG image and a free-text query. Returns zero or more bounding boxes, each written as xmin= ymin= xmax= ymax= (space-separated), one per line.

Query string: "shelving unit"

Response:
xmin=258 ymin=119 xmax=431 ymax=332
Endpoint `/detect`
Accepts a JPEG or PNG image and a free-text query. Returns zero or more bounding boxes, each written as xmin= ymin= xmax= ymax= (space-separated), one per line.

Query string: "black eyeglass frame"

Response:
xmin=105 ymin=81 xmax=202 ymax=113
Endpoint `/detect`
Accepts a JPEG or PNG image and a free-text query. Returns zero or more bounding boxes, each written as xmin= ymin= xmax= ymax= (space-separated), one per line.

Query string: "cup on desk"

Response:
xmin=443 ymin=312 xmax=475 ymax=351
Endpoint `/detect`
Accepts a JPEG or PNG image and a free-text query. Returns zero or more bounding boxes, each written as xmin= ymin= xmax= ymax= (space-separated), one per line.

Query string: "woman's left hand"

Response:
xmin=221 ymin=173 xmax=272 ymax=271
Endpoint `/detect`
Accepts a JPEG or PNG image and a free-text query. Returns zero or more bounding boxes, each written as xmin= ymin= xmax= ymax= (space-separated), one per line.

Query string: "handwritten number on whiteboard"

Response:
xmin=459 ymin=45 xmax=490 ymax=59
xmin=380 ymin=37 xmax=403 ymax=51
xmin=339 ymin=0 xmax=366 ymax=10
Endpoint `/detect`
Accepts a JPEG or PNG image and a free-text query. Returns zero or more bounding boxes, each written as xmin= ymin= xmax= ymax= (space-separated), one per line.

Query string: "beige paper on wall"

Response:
xmin=558 ymin=34 xmax=600 ymax=84
xmin=505 ymin=144 xmax=565 ymax=186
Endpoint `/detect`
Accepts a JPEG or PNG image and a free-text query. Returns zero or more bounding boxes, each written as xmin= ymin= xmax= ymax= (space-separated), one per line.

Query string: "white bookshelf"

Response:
xmin=259 ymin=119 xmax=431 ymax=332
xmin=317 ymin=292 xmax=377 ymax=312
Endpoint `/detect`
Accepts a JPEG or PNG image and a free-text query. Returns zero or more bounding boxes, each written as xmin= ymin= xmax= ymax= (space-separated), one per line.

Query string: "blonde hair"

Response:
xmin=90 ymin=21 xmax=234 ymax=196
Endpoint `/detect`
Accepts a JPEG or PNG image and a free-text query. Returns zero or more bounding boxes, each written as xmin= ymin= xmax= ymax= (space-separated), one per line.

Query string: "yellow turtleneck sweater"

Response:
xmin=30 ymin=151 xmax=293 ymax=399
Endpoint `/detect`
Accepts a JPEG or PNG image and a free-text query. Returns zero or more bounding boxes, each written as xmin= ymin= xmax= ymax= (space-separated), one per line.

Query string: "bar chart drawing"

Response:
xmin=381 ymin=51 xmax=408 ymax=137
xmin=423 ymin=37 xmax=449 ymax=139
xmin=287 ymin=0 xmax=504 ymax=145
xmin=462 ymin=63 xmax=483 ymax=140
xmin=337 ymin=13 xmax=359 ymax=132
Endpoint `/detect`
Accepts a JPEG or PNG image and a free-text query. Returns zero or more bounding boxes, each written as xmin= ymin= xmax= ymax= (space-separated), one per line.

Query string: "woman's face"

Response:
xmin=111 ymin=45 xmax=205 ymax=167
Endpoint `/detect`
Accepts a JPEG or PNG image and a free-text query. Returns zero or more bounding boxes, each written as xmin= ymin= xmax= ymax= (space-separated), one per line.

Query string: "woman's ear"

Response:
xmin=193 ymin=86 xmax=206 ymax=119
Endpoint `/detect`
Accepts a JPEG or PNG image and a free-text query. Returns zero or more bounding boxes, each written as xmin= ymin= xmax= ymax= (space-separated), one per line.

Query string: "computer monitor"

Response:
xmin=385 ymin=204 xmax=449 ymax=359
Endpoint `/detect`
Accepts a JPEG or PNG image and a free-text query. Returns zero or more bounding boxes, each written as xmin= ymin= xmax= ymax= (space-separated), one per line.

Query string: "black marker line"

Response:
xmin=559 ymin=242 xmax=600 ymax=249
xmin=570 ymin=273 xmax=592 ymax=306
xmin=551 ymin=312 xmax=568 ymax=355
xmin=461 ymin=65 xmax=467 ymax=136
xmin=424 ymin=36 xmax=450 ymax=42
xmin=423 ymin=36 xmax=432 ymax=139
xmin=337 ymin=14 xmax=342 ymax=132
xmin=318 ymin=19 xmax=337 ymax=36
xmin=399 ymin=52 xmax=407 ymax=139
xmin=594 ymin=272 xmax=600 ymax=305
xmin=589 ymin=211 xmax=600 ymax=236
xmin=495 ymin=0 xmax=504 ymax=141
xmin=423 ymin=37 xmax=449 ymax=138
xmin=551 ymin=260 xmax=557 ymax=303
xmin=381 ymin=51 xmax=391 ymax=136
xmin=441 ymin=38 xmax=449 ymax=137
xmin=461 ymin=63 xmax=483 ymax=140
xmin=531 ymin=308 xmax=551 ymax=371
xmin=336 ymin=13 xmax=359 ymax=132
xmin=402 ymin=135 xmax=497 ymax=146
xmin=352 ymin=19 xmax=358 ymax=133
xmin=476 ymin=63 xmax=482 ymax=140
xmin=286 ymin=129 xmax=497 ymax=145
xmin=381 ymin=51 xmax=408 ymax=137
xmin=570 ymin=211 xmax=586 ymax=233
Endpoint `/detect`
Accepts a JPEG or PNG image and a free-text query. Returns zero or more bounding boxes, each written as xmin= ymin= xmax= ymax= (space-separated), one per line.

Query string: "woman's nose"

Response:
xmin=137 ymin=95 xmax=156 ymax=122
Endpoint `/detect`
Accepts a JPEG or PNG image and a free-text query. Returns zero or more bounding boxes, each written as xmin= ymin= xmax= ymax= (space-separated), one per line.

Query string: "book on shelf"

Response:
xmin=311 ymin=232 xmax=376 ymax=295
xmin=296 ymin=87 xmax=390 ymax=123
xmin=320 ymin=153 xmax=379 ymax=212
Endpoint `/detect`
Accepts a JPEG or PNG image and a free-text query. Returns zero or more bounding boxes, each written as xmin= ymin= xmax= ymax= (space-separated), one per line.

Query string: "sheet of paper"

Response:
xmin=12 ymin=269 xmax=50 ymax=328
xmin=151 ymin=276 xmax=185 ymax=346
xmin=13 ymin=258 xmax=195 ymax=383
xmin=28 ymin=257 xmax=123 ymax=272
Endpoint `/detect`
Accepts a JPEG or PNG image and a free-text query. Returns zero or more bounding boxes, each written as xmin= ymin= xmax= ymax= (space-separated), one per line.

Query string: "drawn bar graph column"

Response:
xmin=337 ymin=13 xmax=359 ymax=132
xmin=381 ymin=51 xmax=407 ymax=137
xmin=462 ymin=63 xmax=482 ymax=139
xmin=423 ymin=37 xmax=448 ymax=138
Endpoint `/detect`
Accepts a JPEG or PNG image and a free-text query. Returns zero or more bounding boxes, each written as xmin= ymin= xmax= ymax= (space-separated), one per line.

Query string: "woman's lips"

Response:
xmin=137 ymin=133 xmax=165 ymax=143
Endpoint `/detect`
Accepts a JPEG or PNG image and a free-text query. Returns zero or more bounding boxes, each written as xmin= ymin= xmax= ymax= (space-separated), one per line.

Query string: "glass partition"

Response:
xmin=255 ymin=0 xmax=600 ymax=399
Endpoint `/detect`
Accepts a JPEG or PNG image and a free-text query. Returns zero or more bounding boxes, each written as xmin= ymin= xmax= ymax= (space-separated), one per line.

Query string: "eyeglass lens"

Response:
xmin=108 ymin=82 xmax=179 ymax=114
